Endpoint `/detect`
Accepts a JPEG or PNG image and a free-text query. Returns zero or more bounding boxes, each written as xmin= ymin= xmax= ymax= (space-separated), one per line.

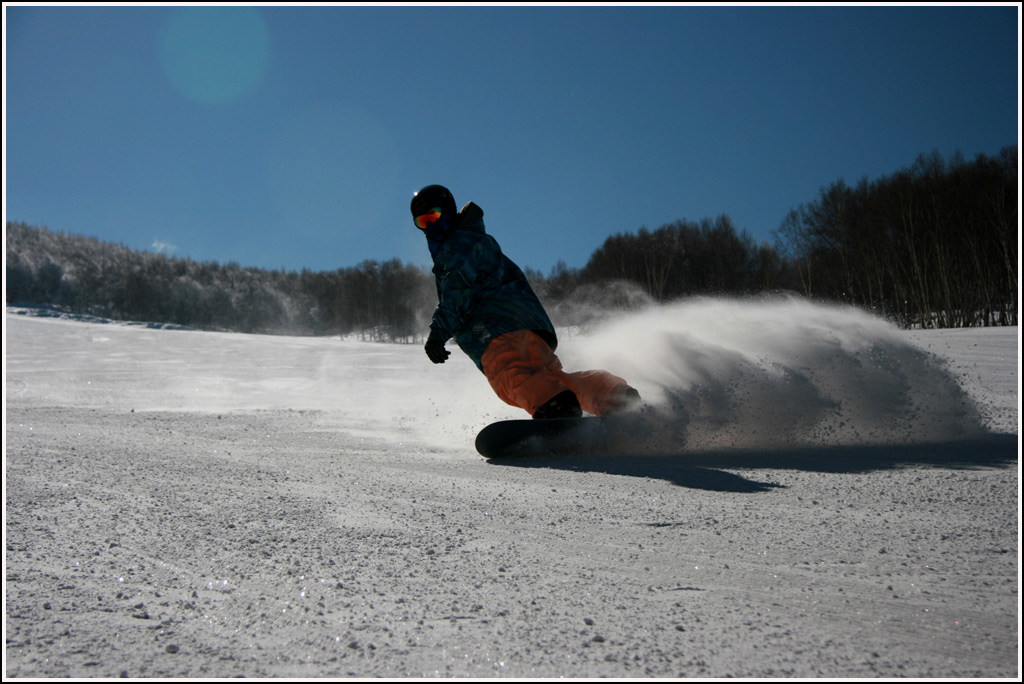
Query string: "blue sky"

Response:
xmin=4 ymin=4 xmax=1019 ymax=275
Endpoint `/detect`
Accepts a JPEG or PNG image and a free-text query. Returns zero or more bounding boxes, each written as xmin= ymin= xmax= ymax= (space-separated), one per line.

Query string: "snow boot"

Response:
xmin=532 ymin=389 xmax=583 ymax=420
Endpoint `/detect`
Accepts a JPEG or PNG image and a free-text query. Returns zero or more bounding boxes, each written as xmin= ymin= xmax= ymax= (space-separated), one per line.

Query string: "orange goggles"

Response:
xmin=414 ymin=208 xmax=443 ymax=230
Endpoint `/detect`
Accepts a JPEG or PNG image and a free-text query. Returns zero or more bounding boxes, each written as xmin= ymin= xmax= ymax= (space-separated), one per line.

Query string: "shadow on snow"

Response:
xmin=486 ymin=432 xmax=1019 ymax=494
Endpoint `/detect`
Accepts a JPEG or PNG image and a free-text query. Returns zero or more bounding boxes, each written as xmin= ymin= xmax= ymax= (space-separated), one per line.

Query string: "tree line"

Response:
xmin=536 ymin=147 xmax=1016 ymax=329
xmin=776 ymin=147 xmax=1017 ymax=327
xmin=5 ymin=222 xmax=436 ymax=339
xmin=532 ymin=214 xmax=789 ymax=302
xmin=5 ymin=146 xmax=1017 ymax=335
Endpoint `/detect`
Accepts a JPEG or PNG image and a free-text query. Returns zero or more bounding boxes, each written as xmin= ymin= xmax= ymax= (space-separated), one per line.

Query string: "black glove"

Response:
xmin=425 ymin=338 xmax=450 ymax=364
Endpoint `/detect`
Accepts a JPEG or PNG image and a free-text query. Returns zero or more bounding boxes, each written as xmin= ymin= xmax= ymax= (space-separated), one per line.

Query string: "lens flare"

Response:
xmin=158 ymin=7 xmax=271 ymax=105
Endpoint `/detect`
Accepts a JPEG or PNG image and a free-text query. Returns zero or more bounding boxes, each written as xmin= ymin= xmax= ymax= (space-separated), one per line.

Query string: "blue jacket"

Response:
xmin=428 ymin=202 xmax=557 ymax=370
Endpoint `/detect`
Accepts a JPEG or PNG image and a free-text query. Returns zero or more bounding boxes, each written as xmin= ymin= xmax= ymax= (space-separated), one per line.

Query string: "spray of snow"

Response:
xmin=557 ymin=294 xmax=985 ymax=450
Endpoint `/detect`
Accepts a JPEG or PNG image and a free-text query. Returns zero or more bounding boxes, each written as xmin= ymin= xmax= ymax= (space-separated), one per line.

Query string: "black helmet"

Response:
xmin=411 ymin=184 xmax=457 ymax=221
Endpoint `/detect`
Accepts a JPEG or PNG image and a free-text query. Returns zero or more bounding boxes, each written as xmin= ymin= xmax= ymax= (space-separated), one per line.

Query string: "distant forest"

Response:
xmin=6 ymin=147 xmax=1017 ymax=338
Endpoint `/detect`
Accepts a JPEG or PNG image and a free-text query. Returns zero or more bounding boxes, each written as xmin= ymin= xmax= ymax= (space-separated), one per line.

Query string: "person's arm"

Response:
xmin=425 ymin=238 xmax=493 ymax=362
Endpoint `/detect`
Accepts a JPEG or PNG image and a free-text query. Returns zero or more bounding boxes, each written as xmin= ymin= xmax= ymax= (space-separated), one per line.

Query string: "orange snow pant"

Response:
xmin=480 ymin=330 xmax=629 ymax=417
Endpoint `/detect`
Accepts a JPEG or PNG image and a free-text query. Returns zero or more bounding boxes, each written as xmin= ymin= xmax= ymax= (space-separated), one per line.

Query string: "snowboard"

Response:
xmin=475 ymin=416 xmax=609 ymax=459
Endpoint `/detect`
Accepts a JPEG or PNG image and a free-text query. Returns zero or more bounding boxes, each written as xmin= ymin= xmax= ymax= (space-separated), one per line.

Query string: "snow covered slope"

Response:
xmin=4 ymin=299 xmax=1019 ymax=678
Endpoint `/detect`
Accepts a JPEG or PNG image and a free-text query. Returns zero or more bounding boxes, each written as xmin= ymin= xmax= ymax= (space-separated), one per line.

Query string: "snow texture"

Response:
xmin=4 ymin=298 xmax=1019 ymax=678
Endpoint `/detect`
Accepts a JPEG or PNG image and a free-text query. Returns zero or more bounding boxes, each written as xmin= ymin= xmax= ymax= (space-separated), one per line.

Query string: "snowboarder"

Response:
xmin=411 ymin=184 xmax=641 ymax=419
